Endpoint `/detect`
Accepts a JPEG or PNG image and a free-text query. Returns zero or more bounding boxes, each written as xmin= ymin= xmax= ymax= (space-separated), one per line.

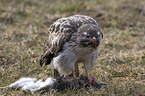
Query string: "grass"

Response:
xmin=0 ymin=0 xmax=145 ymax=95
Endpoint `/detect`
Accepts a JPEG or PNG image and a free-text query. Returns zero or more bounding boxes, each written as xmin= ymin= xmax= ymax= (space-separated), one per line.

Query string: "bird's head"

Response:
xmin=77 ymin=24 xmax=103 ymax=48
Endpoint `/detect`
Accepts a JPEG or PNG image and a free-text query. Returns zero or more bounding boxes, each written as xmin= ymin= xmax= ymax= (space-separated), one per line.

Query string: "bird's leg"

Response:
xmin=73 ymin=63 xmax=79 ymax=78
xmin=84 ymin=64 xmax=89 ymax=77
xmin=75 ymin=63 xmax=79 ymax=77
xmin=53 ymin=69 xmax=60 ymax=78
xmin=85 ymin=68 xmax=88 ymax=77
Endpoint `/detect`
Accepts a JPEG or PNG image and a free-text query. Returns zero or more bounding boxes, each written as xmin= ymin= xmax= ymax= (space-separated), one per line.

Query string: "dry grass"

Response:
xmin=0 ymin=0 xmax=145 ymax=95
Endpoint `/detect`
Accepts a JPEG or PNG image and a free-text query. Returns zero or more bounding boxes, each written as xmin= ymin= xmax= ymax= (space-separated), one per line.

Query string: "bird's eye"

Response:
xmin=82 ymin=32 xmax=90 ymax=38
xmin=86 ymin=35 xmax=90 ymax=38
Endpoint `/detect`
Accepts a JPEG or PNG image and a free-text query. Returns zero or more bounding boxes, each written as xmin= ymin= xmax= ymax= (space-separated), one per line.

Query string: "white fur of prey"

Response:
xmin=0 ymin=77 xmax=56 ymax=92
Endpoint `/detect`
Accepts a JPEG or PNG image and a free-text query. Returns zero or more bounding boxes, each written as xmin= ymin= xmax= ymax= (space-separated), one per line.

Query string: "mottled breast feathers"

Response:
xmin=40 ymin=15 xmax=100 ymax=66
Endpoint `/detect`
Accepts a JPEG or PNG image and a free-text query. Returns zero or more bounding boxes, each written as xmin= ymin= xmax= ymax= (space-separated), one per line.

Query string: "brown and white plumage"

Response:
xmin=40 ymin=15 xmax=103 ymax=77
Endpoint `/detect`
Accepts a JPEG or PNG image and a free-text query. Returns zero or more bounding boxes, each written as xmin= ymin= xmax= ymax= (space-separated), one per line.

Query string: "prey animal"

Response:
xmin=40 ymin=15 xmax=103 ymax=78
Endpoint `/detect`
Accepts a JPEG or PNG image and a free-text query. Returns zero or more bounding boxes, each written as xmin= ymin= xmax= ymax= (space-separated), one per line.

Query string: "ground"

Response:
xmin=0 ymin=0 xmax=145 ymax=95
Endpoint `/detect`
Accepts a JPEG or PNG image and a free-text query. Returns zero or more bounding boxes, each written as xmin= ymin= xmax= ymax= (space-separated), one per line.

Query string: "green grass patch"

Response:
xmin=0 ymin=0 xmax=145 ymax=95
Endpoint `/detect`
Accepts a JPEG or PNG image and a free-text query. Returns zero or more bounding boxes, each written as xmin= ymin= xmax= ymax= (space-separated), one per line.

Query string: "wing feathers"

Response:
xmin=39 ymin=15 xmax=99 ymax=66
xmin=39 ymin=50 xmax=54 ymax=66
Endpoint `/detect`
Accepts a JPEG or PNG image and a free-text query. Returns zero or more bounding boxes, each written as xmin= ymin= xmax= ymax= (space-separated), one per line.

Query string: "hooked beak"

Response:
xmin=90 ymin=37 xmax=96 ymax=42
xmin=92 ymin=37 xmax=96 ymax=40
xmin=80 ymin=36 xmax=100 ymax=47
xmin=89 ymin=36 xmax=101 ymax=47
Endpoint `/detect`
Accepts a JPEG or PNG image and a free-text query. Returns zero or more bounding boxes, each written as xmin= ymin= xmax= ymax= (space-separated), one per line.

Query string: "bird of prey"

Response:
xmin=40 ymin=15 xmax=103 ymax=78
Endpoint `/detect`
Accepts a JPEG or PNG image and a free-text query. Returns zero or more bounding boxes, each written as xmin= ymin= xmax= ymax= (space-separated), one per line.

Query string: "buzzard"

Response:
xmin=40 ymin=15 xmax=103 ymax=78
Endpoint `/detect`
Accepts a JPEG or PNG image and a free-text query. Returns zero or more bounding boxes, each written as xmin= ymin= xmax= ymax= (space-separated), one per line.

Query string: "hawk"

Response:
xmin=40 ymin=15 xmax=103 ymax=78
